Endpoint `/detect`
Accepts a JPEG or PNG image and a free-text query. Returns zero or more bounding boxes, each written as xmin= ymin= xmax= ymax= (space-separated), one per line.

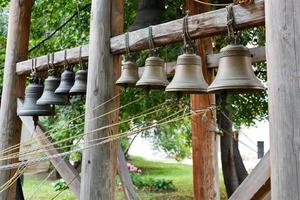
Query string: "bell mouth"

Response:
xmin=207 ymin=85 xmax=265 ymax=94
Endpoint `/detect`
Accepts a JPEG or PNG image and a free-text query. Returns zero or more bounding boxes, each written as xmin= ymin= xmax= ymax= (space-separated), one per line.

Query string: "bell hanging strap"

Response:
xmin=226 ymin=4 xmax=241 ymax=44
xmin=182 ymin=11 xmax=196 ymax=54
xmin=148 ymin=26 xmax=157 ymax=56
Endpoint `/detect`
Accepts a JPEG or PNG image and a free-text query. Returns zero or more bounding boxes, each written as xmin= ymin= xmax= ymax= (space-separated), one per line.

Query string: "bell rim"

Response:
xmin=165 ymin=87 xmax=208 ymax=93
xmin=36 ymin=99 xmax=67 ymax=105
xmin=136 ymin=81 xmax=169 ymax=87
xmin=207 ymin=85 xmax=265 ymax=93
xmin=17 ymin=110 xmax=52 ymax=116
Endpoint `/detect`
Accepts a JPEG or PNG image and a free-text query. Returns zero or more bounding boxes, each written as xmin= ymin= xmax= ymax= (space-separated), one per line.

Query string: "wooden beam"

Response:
xmin=187 ymin=0 xmax=217 ymax=199
xmin=18 ymin=103 xmax=81 ymax=198
xmin=110 ymin=0 xmax=265 ymax=54
xmin=207 ymin=46 xmax=266 ymax=68
xmin=117 ymin=142 xmax=137 ymax=200
xmin=16 ymin=46 xmax=266 ymax=75
xmin=80 ymin=0 xmax=116 ymax=199
xmin=229 ymin=151 xmax=270 ymax=200
xmin=0 ymin=0 xmax=32 ymax=199
xmin=265 ymin=0 xmax=300 ymax=199
xmin=16 ymin=0 xmax=265 ymax=75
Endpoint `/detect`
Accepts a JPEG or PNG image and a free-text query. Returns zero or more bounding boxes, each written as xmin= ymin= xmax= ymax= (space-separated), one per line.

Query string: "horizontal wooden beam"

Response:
xmin=16 ymin=45 xmax=265 ymax=75
xmin=16 ymin=0 xmax=264 ymax=75
xmin=207 ymin=46 xmax=266 ymax=68
xmin=229 ymin=151 xmax=270 ymax=200
xmin=110 ymin=0 xmax=265 ymax=54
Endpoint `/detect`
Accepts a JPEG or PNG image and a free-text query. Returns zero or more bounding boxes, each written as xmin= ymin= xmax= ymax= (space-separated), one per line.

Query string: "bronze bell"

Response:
xmin=129 ymin=0 xmax=165 ymax=31
xmin=136 ymin=56 xmax=168 ymax=89
xmin=55 ymin=68 xmax=75 ymax=94
xmin=18 ymin=81 xmax=52 ymax=116
xmin=70 ymin=69 xmax=87 ymax=95
xmin=116 ymin=61 xmax=139 ymax=87
xmin=37 ymin=75 xmax=67 ymax=105
xmin=166 ymin=53 xmax=208 ymax=93
xmin=208 ymin=44 xmax=265 ymax=93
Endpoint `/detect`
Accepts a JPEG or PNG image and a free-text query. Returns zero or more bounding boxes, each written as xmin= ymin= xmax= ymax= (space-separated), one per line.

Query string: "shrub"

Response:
xmin=130 ymin=173 xmax=176 ymax=192
xmin=52 ymin=179 xmax=68 ymax=192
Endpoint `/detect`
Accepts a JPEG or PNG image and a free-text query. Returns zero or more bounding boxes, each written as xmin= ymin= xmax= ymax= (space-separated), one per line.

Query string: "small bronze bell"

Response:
xmin=166 ymin=53 xmax=208 ymax=93
xmin=37 ymin=75 xmax=67 ymax=105
xmin=136 ymin=56 xmax=168 ymax=89
xmin=18 ymin=81 xmax=52 ymax=116
xmin=129 ymin=0 xmax=165 ymax=31
xmin=70 ymin=69 xmax=87 ymax=95
xmin=116 ymin=61 xmax=139 ymax=87
xmin=55 ymin=68 xmax=75 ymax=94
xmin=207 ymin=44 xmax=265 ymax=93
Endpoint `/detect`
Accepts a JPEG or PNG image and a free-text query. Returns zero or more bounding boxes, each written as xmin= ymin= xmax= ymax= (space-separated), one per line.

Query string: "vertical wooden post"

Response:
xmin=0 ymin=0 xmax=32 ymax=199
xmin=265 ymin=0 xmax=300 ymax=199
xmin=80 ymin=0 xmax=117 ymax=199
xmin=186 ymin=1 xmax=218 ymax=199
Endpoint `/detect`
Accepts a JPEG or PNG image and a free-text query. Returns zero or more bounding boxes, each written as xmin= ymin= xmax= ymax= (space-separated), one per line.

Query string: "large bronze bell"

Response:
xmin=208 ymin=44 xmax=265 ymax=93
xmin=55 ymin=68 xmax=75 ymax=94
xmin=129 ymin=0 xmax=165 ymax=31
xmin=18 ymin=81 xmax=52 ymax=116
xmin=37 ymin=75 xmax=67 ymax=105
xmin=166 ymin=53 xmax=208 ymax=93
xmin=136 ymin=56 xmax=168 ymax=89
xmin=70 ymin=69 xmax=87 ymax=95
xmin=116 ymin=60 xmax=139 ymax=87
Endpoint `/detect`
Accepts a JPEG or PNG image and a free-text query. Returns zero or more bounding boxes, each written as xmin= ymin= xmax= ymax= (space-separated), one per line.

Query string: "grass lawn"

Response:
xmin=23 ymin=156 xmax=226 ymax=199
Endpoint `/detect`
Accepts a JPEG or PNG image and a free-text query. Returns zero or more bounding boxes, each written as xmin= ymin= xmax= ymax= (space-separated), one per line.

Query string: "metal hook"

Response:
xmin=51 ymin=53 xmax=55 ymax=68
xmin=47 ymin=53 xmax=51 ymax=70
xmin=125 ymin=32 xmax=131 ymax=56
xmin=79 ymin=46 xmax=83 ymax=69
xmin=148 ymin=26 xmax=156 ymax=56
xmin=31 ymin=59 xmax=34 ymax=73
xmin=182 ymin=11 xmax=195 ymax=53
xmin=64 ymin=49 xmax=70 ymax=69
xmin=226 ymin=4 xmax=238 ymax=44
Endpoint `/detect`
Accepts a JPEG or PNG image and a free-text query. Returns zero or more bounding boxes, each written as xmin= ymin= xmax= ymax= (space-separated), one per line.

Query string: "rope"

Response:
xmin=0 ymin=107 xmax=215 ymax=171
xmin=27 ymin=101 xmax=170 ymax=199
xmin=0 ymin=101 xmax=170 ymax=162
xmin=193 ymin=0 xmax=253 ymax=7
xmin=0 ymin=92 xmax=122 ymax=156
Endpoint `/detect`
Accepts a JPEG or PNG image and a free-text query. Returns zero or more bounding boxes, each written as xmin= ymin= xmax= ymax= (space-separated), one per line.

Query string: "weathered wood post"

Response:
xmin=186 ymin=1 xmax=218 ymax=199
xmin=0 ymin=0 xmax=32 ymax=199
xmin=80 ymin=0 xmax=117 ymax=199
xmin=265 ymin=0 xmax=300 ymax=199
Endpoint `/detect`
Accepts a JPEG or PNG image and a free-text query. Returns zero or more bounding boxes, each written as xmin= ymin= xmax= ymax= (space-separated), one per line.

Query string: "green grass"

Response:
xmin=23 ymin=156 xmax=226 ymax=200
xmin=117 ymin=156 xmax=194 ymax=200
xmin=23 ymin=176 xmax=76 ymax=200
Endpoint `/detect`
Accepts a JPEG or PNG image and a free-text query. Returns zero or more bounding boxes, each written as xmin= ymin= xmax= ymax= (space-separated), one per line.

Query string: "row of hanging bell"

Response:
xmin=18 ymin=57 xmax=88 ymax=118
xmin=116 ymin=9 xmax=264 ymax=94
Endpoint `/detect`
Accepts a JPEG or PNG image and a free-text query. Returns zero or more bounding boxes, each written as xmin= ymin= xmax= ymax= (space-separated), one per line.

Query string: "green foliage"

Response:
xmin=153 ymin=116 xmax=191 ymax=161
xmin=131 ymin=173 xmax=176 ymax=192
xmin=52 ymin=179 xmax=68 ymax=192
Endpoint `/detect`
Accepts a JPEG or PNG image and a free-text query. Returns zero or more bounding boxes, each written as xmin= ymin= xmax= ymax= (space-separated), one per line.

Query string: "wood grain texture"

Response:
xmin=16 ymin=45 xmax=266 ymax=75
xmin=0 ymin=0 xmax=32 ymax=199
xmin=187 ymin=0 xmax=217 ymax=199
xmin=117 ymin=143 xmax=137 ymax=200
xmin=16 ymin=0 xmax=265 ymax=75
xmin=18 ymin=104 xmax=81 ymax=198
xmin=229 ymin=151 xmax=270 ymax=200
xmin=80 ymin=0 xmax=116 ymax=199
xmin=111 ymin=0 xmax=264 ymax=54
xmin=207 ymin=46 xmax=266 ymax=68
xmin=265 ymin=0 xmax=300 ymax=199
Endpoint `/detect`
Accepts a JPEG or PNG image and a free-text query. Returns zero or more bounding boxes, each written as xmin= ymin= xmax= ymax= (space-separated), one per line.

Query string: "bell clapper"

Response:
xmin=33 ymin=116 xmax=39 ymax=128
xmin=176 ymin=92 xmax=183 ymax=102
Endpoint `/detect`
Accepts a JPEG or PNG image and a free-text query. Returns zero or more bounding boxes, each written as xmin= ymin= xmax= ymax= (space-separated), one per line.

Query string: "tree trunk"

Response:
xmin=217 ymin=94 xmax=248 ymax=197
